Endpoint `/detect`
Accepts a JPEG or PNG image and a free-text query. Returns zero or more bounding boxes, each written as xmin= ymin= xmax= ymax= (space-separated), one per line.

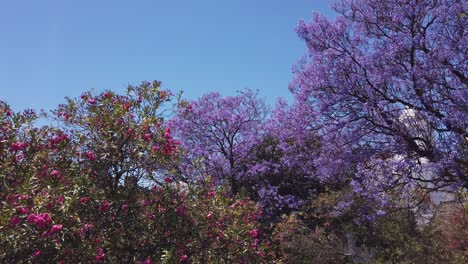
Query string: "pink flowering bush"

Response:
xmin=0 ymin=82 xmax=278 ymax=263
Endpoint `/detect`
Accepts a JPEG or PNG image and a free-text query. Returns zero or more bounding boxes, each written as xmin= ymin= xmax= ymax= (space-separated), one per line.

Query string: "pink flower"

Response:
xmin=249 ymin=229 xmax=259 ymax=238
xmin=9 ymin=141 xmax=28 ymax=151
xmin=121 ymin=203 xmax=129 ymax=213
xmin=88 ymin=99 xmax=96 ymax=104
xmin=17 ymin=207 xmax=28 ymax=214
xmin=19 ymin=194 xmax=30 ymax=200
xmin=56 ymin=196 xmax=64 ymax=204
xmin=79 ymin=197 xmax=90 ymax=204
xmin=99 ymin=200 xmax=110 ymax=212
xmin=86 ymin=151 xmax=97 ymax=161
xmin=164 ymin=127 xmax=171 ymax=138
xmin=179 ymin=255 xmax=188 ymax=262
xmin=206 ymin=190 xmax=215 ymax=198
xmin=32 ymin=250 xmax=41 ymax=257
xmin=10 ymin=216 xmax=19 ymax=226
xmin=79 ymin=223 xmax=94 ymax=237
xmin=95 ymin=248 xmax=105 ymax=262
xmin=27 ymin=214 xmax=36 ymax=224
xmin=34 ymin=213 xmax=52 ymax=228
xmin=27 ymin=213 xmax=52 ymax=228
xmin=164 ymin=177 xmax=173 ymax=184
xmin=176 ymin=205 xmax=186 ymax=216
xmin=144 ymin=133 xmax=151 ymax=141
xmin=152 ymin=145 xmax=159 ymax=152
xmin=49 ymin=224 xmax=63 ymax=235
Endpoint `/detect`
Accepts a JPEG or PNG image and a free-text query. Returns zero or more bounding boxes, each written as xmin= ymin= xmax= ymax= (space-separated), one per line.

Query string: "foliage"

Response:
xmin=365 ymin=206 xmax=466 ymax=264
xmin=272 ymin=214 xmax=344 ymax=264
xmin=290 ymin=0 xmax=467 ymax=216
xmin=1 ymin=0 xmax=467 ymax=262
xmin=172 ymin=91 xmax=324 ymax=220
xmin=0 ymin=84 xmax=278 ymax=263
xmin=172 ymin=89 xmax=267 ymax=193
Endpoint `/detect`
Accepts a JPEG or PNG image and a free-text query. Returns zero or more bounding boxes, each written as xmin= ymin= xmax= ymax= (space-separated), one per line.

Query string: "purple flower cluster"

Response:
xmin=172 ymin=0 xmax=466 ymax=221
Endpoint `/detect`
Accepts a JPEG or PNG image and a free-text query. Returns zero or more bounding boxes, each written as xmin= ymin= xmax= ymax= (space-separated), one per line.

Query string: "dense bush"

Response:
xmin=0 ymin=83 xmax=277 ymax=263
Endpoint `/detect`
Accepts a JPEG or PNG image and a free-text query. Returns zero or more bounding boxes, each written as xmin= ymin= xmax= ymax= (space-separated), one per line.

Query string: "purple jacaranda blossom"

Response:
xmin=290 ymin=0 xmax=467 ymax=218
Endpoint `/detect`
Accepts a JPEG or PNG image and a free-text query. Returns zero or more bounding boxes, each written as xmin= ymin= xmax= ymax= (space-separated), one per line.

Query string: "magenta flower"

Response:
xmin=49 ymin=224 xmax=63 ymax=235
xmin=32 ymin=250 xmax=41 ymax=257
xmin=95 ymin=248 xmax=105 ymax=262
xmin=9 ymin=141 xmax=28 ymax=151
xmin=164 ymin=127 xmax=171 ymax=138
xmin=144 ymin=133 xmax=151 ymax=141
xmin=86 ymin=151 xmax=97 ymax=161
xmin=164 ymin=177 xmax=173 ymax=184
xmin=206 ymin=191 xmax=215 ymax=199
xmin=27 ymin=214 xmax=36 ymax=224
xmin=99 ymin=200 xmax=110 ymax=212
xmin=10 ymin=216 xmax=19 ymax=226
xmin=176 ymin=205 xmax=186 ymax=216
xmin=17 ymin=207 xmax=28 ymax=214
xmin=79 ymin=197 xmax=90 ymax=204
xmin=179 ymin=255 xmax=188 ymax=262
xmin=30 ymin=213 xmax=52 ymax=228
xmin=121 ymin=202 xmax=129 ymax=213
xmin=249 ymin=229 xmax=258 ymax=238
xmin=56 ymin=196 xmax=64 ymax=204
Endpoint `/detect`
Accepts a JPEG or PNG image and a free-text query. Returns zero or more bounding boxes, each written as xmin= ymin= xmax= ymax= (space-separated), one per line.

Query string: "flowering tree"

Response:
xmin=172 ymin=89 xmax=268 ymax=193
xmin=0 ymin=83 xmax=278 ymax=263
xmin=173 ymin=91 xmax=327 ymax=219
xmin=247 ymin=99 xmax=325 ymax=218
xmin=51 ymin=81 xmax=180 ymax=191
xmin=291 ymin=0 xmax=467 ymax=213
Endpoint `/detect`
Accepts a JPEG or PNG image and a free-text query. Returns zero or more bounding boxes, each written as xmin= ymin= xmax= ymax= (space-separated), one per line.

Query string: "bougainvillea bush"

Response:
xmin=0 ymin=83 xmax=277 ymax=263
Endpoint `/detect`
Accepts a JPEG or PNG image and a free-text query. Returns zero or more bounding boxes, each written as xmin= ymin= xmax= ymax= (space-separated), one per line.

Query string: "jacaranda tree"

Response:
xmin=172 ymin=91 xmax=324 ymax=219
xmin=291 ymin=0 xmax=467 ymax=215
xmin=171 ymin=89 xmax=268 ymax=193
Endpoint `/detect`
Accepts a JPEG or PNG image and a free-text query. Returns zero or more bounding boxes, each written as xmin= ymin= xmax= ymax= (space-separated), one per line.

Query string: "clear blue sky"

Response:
xmin=0 ymin=0 xmax=334 ymax=111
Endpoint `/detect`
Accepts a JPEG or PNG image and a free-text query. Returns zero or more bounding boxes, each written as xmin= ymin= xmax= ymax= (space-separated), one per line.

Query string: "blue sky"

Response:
xmin=0 ymin=0 xmax=334 ymax=111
